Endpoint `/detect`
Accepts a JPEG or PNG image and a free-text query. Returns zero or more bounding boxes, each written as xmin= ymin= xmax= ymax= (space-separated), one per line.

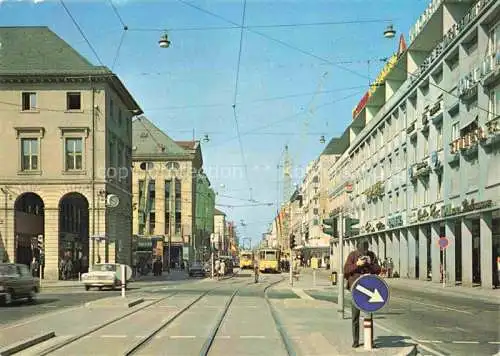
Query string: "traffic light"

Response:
xmin=289 ymin=234 xmax=296 ymax=249
xmin=322 ymin=217 xmax=337 ymax=236
xmin=345 ymin=217 xmax=360 ymax=237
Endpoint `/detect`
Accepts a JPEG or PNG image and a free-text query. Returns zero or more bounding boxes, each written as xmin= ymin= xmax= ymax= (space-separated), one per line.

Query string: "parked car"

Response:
xmin=0 ymin=263 xmax=39 ymax=305
xmin=189 ymin=261 xmax=206 ymax=277
xmin=81 ymin=263 xmax=131 ymax=291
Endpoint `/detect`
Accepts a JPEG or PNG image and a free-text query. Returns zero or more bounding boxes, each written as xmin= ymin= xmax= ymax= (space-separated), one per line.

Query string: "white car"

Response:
xmin=82 ymin=263 xmax=130 ymax=291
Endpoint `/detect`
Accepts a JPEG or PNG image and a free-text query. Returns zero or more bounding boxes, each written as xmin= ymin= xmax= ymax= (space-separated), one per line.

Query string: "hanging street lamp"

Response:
xmin=384 ymin=24 xmax=396 ymax=39
xmin=159 ymin=32 xmax=171 ymax=48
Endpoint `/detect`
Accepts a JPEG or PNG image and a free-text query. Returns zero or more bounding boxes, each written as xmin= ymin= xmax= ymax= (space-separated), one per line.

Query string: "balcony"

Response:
xmin=430 ymin=95 xmax=444 ymax=124
xmin=480 ymin=117 xmax=500 ymax=148
xmin=410 ymin=0 xmax=494 ymax=85
xmin=481 ymin=51 xmax=500 ymax=87
xmin=421 ymin=109 xmax=430 ymax=133
xmin=457 ymin=68 xmax=479 ymax=101
xmin=413 ymin=161 xmax=430 ymax=179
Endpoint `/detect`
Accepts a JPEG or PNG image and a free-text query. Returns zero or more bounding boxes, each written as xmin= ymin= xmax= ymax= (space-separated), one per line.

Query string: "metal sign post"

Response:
xmin=289 ymin=253 xmax=293 ymax=287
xmin=338 ymin=212 xmax=345 ymax=318
xmin=351 ymin=274 xmax=390 ymax=350
xmin=438 ymin=236 xmax=449 ymax=287
xmin=121 ymin=264 xmax=126 ymax=298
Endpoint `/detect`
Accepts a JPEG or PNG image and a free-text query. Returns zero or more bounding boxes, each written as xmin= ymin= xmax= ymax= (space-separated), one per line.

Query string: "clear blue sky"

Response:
xmin=1 ymin=0 xmax=428 ymax=247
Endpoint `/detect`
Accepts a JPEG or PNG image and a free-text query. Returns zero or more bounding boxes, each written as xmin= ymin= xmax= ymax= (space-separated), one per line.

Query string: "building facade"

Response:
xmin=213 ymin=208 xmax=226 ymax=255
xmin=0 ymin=26 xmax=141 ymax=280
xmin=132 ymin=116 xmax=204 ymax=267
xmin=194 ymin=172 xmax=215 ymax=259
xmin=330 ymin=0 xmax=500 ymax=288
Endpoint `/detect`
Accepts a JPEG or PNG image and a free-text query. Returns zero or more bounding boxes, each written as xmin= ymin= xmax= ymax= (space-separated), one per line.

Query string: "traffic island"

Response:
xmin=0 ymin=332 xmax=55 ymax=356
xmin=84 ymin=296 xmax=145 ymax=308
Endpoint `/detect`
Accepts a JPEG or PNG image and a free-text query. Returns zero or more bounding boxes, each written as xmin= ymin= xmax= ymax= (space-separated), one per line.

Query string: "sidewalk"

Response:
xmin=297 ymin=267 xmax=499 ymax=303
xmin=270 ymin=282 xmax=416 ymax=356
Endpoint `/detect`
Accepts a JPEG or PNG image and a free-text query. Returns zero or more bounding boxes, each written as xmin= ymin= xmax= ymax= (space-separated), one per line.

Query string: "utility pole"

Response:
xmin=338 ymin=211 xmax=345 ymax=319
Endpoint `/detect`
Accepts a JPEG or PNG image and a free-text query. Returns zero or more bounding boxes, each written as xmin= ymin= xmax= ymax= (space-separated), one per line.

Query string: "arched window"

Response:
xmin=166 ymin=162 xmax=180 ymax=170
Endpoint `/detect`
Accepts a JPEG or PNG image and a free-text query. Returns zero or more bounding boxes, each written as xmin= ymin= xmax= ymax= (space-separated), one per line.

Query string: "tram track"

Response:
xmin=27 ymin=277 xmax=243 ymax=356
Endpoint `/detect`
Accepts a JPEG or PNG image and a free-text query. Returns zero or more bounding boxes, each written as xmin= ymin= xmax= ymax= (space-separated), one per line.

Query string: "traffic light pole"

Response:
xmin=338 ymin=211 xmax=345 ymax=319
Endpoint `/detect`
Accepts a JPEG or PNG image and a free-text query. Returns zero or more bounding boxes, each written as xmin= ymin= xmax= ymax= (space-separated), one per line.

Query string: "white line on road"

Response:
xmin=292 ymin=288 xmax=313 ymax=300
xmin=170 ymin=335 xmax=196 ymax=339
xmin=488 ymin=342 xmax=500 ymax=344
xmin=451 ymin=341 xmax=480 ymax=344
xmin=376 ymin=323 xmax=448 ymax=356
xmin=101 ymin=335 xmax=127 ymax=338
xmin=240 ymin=335 xmax=266 ymax=339
xmin=392 ymin=297 xmax=474 ymax=315
xmin=216 ymin=335 xmax=231 ymax=339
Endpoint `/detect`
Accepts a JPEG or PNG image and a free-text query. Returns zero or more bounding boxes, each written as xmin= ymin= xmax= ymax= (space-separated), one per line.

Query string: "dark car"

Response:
xmin=0 ymin=263 xmax=39 ymax=305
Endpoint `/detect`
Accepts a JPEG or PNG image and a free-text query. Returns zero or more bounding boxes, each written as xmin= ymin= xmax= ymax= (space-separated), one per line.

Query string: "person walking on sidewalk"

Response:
xmin=343 ymin=240 xmax=381 ymax=348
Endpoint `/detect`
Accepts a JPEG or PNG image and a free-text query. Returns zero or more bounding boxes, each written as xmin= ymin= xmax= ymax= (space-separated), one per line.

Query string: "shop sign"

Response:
xmin=408 ymin=211 xmax=418 ymax=224
xmin=387 ymin=214 xmax=403 ymax=228
xmin=442 ymin=199 xmax=493 ymax=217
xmin=376 ymin=221 xmax=386 ymax=231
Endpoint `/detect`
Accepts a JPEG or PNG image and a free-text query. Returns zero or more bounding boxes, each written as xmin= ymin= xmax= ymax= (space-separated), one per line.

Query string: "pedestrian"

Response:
xmin=343 ymin=240 xmax=381 ymax=348
xmin=30 ymin=257 xmax=39 ymax=278
xmin=254 ymin=261 xmax=259 ymax=283
xmin=215 ymin=259 xmax=221 ymax=280
xmin=220 ymin=259 xmax=226 ymax=278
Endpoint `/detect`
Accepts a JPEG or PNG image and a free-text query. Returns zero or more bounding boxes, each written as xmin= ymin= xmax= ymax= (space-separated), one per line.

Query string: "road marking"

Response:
xmin=416 ymin=340 xmax=432 ymax=343
xmin=292 ymin=288 xmax=313 ymax=300
xmin=42 ymin=305 xmax=58 ymax=308
xmin=392 ymin=297 xmax=474 ymax=315
xmin=101 ymin=335 xmax=127 ymax=338
xmin=216 ymin=335 xmax=231 ymax=339
xmin=240 ymin=335 xmax=266 ymax=339
xmin=488 ymin=342 xmax=500 ymax=344
xmin=430 ymin=341 xmax=443 ymax=344
xmin=451 ymin=341 xmax=480 ymax=344
xmin=376 ymin=323 xmax=448 ymax=356
xmin=170 ymin=335 xmax=196 ymax=339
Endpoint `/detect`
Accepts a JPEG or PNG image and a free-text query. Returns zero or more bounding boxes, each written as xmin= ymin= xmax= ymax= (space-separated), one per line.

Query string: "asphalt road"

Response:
xmin=0 ymin=290 xmax=114 ymax=326
xmin=304 ymin=283 xmax=499 ymax=356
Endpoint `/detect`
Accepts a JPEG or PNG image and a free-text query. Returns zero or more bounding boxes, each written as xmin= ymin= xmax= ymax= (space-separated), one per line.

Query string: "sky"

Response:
xmin=0 ymin=0 xmax=429 ymax=248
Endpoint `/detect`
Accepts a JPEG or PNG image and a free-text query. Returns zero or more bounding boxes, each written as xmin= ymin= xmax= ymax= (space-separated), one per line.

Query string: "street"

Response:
xmin=0 ymin=271 xmax=497 ymax=356
xmin=300 ymin=269 xmax=499 ymax=356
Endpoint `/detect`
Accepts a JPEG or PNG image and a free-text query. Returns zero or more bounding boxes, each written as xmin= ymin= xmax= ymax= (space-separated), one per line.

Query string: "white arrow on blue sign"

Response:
xmin=351 ymin=274 xmax=390 ymax=313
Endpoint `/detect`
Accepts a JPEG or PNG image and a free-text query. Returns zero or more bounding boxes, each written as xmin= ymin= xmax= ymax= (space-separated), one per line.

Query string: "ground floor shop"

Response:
xmin=331 ymin=208 xmax=500 ymax=288
xmin=0 ymin=184 xmax=132 ymax=280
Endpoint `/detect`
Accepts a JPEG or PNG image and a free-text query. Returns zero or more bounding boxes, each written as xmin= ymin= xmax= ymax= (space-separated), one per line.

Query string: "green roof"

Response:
xmin=132 ymin=116 xmax=189 ymax=158
xmin=0 ymin=26 xmax=108 ymax=74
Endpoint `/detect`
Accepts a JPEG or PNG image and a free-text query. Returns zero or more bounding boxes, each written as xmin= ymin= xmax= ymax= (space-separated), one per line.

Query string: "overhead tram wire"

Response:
xmin=59 ymin=0 xmax=105 ymax=67
xmin=128 ymin=18 xmax=393 ymax=32
xmin=231 ymin=0 xmax=253 ymax=201
xmin=107 ymin=0 xmax=127 ymax=29
xmin=176 ymin=0 xmax=494 ymax=118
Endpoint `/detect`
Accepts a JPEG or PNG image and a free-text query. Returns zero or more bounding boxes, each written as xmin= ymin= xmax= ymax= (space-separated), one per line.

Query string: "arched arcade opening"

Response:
xmin=59 ymin=192 xmax=89 ymax=280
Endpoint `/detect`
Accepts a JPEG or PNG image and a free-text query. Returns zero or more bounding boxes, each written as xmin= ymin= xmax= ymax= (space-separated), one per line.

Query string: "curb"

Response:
xmin=0 ymin=332 xmax=55 ymax=356
xmin=84 ymin=297 xmax=144 ymax=308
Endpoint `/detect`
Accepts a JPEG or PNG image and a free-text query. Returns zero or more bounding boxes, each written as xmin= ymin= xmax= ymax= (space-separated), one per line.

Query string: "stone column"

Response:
xmin=371 ymin=235 xmax=379 ymax=257
xmin=444 ymin=219 xmax=456 ymax=286
xmin=399 ymin=229 xmax=409 ymax=278
xmin=431 ymin=223 xmax=441 ymax=283
xmin=419 ymin=225 xmax=428 ymax=281
xmin=386 ymin=232 xmax=393 ymax=260
xmin=408 ymin=227 xmax=417 ymax=279
xmin=480 ymin=212 xmax=493 ymax=289
xmin=378 ymin=234 xmax=386 ymax=260
xmin=392 ymin=230 xmax=401 ymax=275
xmin=44 ymin=207 xmax=59 ymax=280
xmin=461 ymin=218 xmax=473 ymax=287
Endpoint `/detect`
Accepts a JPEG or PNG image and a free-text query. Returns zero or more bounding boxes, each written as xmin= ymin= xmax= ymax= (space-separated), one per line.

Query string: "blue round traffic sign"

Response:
xmin=438 ymin=236 xmax=449 ymax=250
xmin=351 ymin=274 xmax=390 ymax=313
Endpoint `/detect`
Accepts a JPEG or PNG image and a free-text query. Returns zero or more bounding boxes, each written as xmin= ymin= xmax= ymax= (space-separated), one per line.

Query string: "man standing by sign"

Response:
xmin=344 ymin=240 xmax=381 ymax=348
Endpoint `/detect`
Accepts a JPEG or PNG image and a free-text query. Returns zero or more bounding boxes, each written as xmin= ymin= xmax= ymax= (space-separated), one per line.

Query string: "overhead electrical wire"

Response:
xmin=176 ymin=0 xmax=494 ymax=117
xmin=59 ymin=0 xmax=105 ymax=67
xmin=129 ymin=18 xmax=393 ymax=32
xmin=231 ymin=0 xmax=253 ymax=201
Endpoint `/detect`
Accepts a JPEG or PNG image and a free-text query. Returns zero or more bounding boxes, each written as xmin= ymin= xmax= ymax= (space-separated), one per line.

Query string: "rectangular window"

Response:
xmin=164 ymin=180 xmax=171 ymax=234
xmin=175 ymin=212 xmax=182 ymax=234
xmin=65 ymin=138 xmax=83 ymax=170
xmin=66 ymin=92 xmax=81 ymax=110
xmin=413 ymin=185 xmax=418 ymax=208
xmin=148 ymin=180 xmax=155 ymax=213
xmin=149 ymin=212 xmax=155 ymax=234
xmin=175 ymin=179 xmax=181 ymax=212
xmin=109 ymin=98 xmax=114 ymax=119
xmin=437 ymin=173 xmax=443 ymax=200
xmin=451 ymin=122 xmax=459 ymax=140
xmin=437 ymin=126 xmax=443 ymax=149
xmin=489 ymin=86 xmax=500 ymax=120
xmin=423 ymin=182 xmax=429 ymax=205
xmin=488 ymin=22 xmax=500 ymax=55
xmin=423 ymin=136 xmax=429 ymax=157
xmin=21 ymin=92 xmax=37 ymax=111
xmin=21 ymin=138 xmax=39 ymax=171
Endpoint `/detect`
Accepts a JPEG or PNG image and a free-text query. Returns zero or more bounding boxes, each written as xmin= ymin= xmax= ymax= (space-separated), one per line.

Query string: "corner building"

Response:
xmin=0 ymin=27 xmax=142 ymax=279
xmin=331 ymin=0 xmax=500 ymax=288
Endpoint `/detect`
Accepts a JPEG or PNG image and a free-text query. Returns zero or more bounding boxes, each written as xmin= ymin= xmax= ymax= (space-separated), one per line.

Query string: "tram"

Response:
xmin=258 ymin=248 xmax=281 ymax=273
xmin=239 ymin=250 xmax=254 ymax=269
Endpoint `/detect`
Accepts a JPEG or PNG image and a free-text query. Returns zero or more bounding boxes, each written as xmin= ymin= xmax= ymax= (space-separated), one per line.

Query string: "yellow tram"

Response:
xmin=239 ymin=251 xmax=254 ymax=269
xmin=258 ymin=248 xmax=281 ymax=273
